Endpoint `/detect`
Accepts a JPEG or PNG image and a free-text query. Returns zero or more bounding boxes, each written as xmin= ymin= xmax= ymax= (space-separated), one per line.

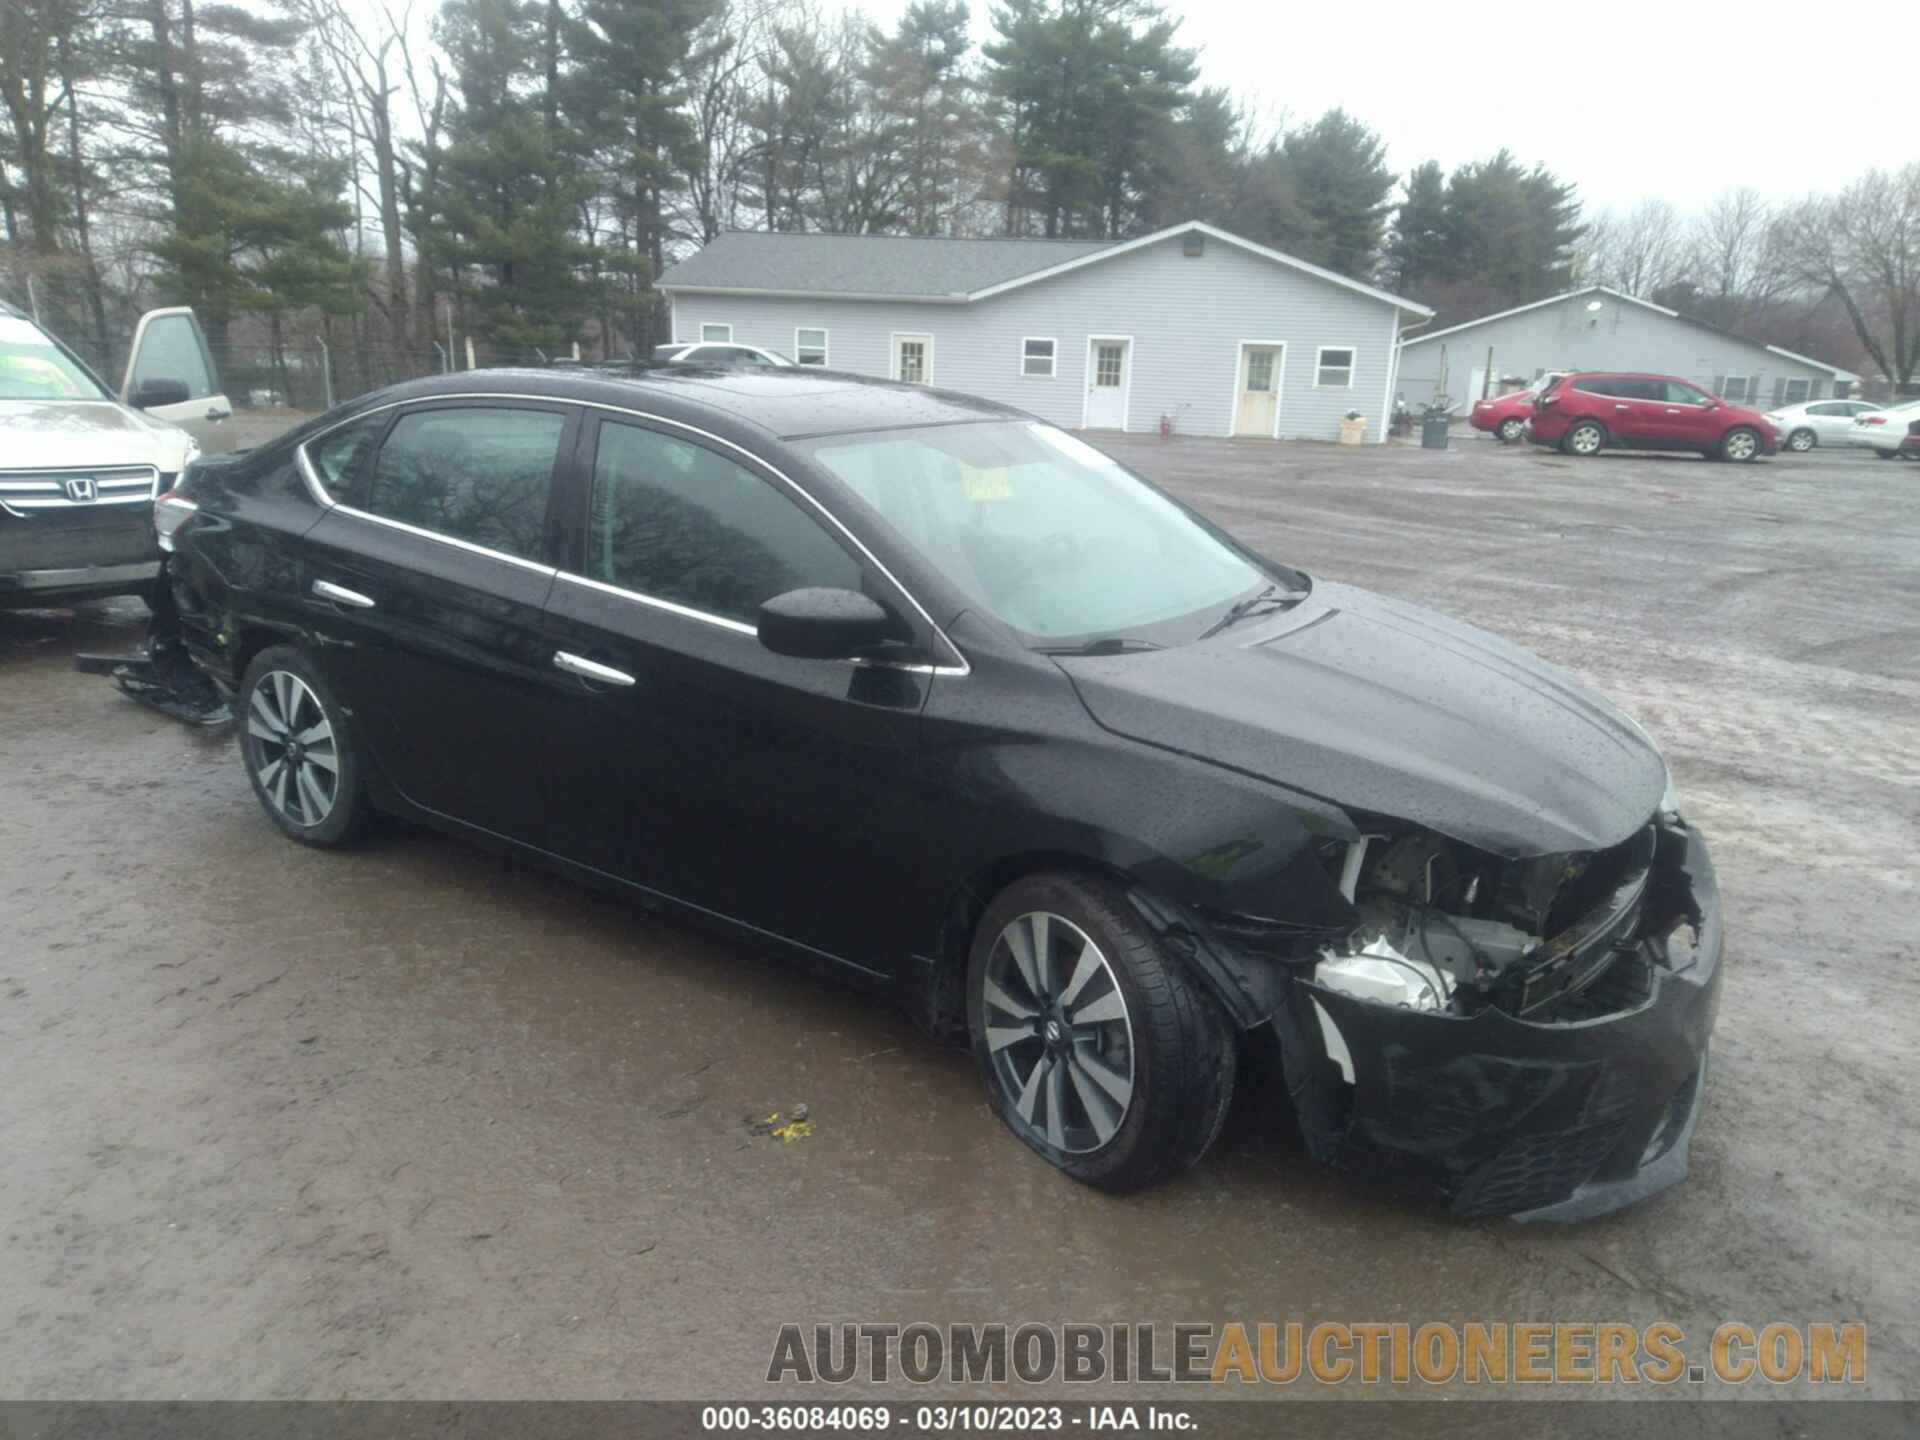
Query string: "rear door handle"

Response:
xmin=553 ymin=651 xmax=636 ymax=687
xmin=1615 ymin=404 xmax=1631 ymax=411
xmin=206 ymin=407 xmax=227 ymax=420
xmin=311 ymin=578 xmax=376 ymax=609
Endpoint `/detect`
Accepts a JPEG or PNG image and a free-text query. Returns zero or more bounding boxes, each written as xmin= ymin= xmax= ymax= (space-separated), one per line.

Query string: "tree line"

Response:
xmin=3 ymin=0 xmax=1915 ymax=394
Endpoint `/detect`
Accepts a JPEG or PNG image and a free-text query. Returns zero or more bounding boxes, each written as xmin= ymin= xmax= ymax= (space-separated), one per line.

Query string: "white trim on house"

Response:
xmin=1228 ymin=340 xmax=1287 ymax=438
xmin=891 ymin=332 xmax=935 ymax=384
xmin=966 ymin=221 xmax=1433 ymax=316
xmin=700 ymin=322 xmax=733 ymax=342
xmin=1081 ymin=334 xmax=1134 ymax=431
xmin=1378 ymin=313 xmax=1400 ymax=443
xmin=794 ymin=326 xmax=829 ymax=366
xmin=1764 ymin=343 xmax=1859 ymax=381
xmin=665 ymin=283 xmax=969 ymax=304
xmin=1020 ymin=337 xmax=1058 ymax=379
xmin=1315 ymin=345 xmax=1357 ymax=389
xmin=1401 ymin=287 xmax=1676 ymax=349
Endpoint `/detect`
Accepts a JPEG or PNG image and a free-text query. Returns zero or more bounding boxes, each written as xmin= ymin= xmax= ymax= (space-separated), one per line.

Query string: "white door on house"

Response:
xmin=1466 ymin=366 xmax=1488 ymax=404
xmin=1234 ymin=344 xmax=1282 ymax=436
xmin=1085 ymin=339 xmax=1130 ymax=429
xmin=894 ymin=334 xmax=933 ymax=384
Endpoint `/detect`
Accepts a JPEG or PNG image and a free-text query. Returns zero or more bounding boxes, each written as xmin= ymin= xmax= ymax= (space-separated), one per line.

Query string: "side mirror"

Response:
xmin=130 ymin=377 xmax=191 ymax=409
xmin=758 ymin=587 xmax=893 ymax=660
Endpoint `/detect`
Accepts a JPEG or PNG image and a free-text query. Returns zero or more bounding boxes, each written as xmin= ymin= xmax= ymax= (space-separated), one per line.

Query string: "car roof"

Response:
xmin=330 ymin=365 xmax=1026 ymax=442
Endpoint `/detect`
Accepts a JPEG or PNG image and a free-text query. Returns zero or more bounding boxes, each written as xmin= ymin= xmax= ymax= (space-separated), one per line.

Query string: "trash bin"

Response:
xmin=1339 ymin=415 xmax=1367 ymax=446
xmin=1421 ymin=414 xmax=1451 ymax=450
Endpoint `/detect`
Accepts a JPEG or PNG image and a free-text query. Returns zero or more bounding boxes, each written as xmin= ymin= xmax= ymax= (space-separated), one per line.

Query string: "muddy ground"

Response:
xmin=2 ymin=421 xmax=1916 ymax=1408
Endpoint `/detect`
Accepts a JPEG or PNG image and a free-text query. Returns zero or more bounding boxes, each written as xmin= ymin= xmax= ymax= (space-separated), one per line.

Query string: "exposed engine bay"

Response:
xmin=1311 ymin=824 xmax=1666 ymax=1079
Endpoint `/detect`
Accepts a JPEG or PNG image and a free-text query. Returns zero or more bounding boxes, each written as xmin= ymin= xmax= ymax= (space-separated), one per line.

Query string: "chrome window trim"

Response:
xmin=294 ymin=392 xmax=971 ymax=676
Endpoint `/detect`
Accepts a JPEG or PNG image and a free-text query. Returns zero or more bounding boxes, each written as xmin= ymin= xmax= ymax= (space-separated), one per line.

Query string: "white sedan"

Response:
xmin=651 ymin=341 xmax=793 ymax=368
xmin=1763 ymin=398 xmax=1883 ymax=452
xmin=1854 ymin=399 xmax=1920 ymax=459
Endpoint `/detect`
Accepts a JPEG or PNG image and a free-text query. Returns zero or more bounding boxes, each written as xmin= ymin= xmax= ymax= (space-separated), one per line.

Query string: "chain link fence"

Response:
xmin=206 ymin=340 xmax=589 ymax=414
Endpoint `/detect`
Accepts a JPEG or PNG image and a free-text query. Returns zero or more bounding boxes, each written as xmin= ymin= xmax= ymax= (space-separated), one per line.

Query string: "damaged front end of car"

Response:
xmin=1135 ymin=798 xmax=1723 ymax=1221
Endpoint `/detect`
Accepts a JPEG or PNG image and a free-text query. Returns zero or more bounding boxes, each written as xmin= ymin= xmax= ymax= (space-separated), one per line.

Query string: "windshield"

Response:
xmin=0 ymin=315 xmax=112 ymax=401
xmin=800 ymin=421 xmax=1283 ymax=646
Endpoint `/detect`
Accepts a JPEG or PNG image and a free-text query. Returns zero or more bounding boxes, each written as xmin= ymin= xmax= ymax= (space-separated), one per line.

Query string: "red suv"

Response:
xmin=1530 ymin=372 xmax=1778 ymax=461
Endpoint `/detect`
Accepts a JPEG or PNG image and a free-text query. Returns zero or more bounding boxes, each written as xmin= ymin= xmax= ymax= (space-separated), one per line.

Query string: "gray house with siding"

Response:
xmin=656 ymin=221 xmax=1434 ymax=444
xmin=1398 ymin=286 xmax=1858 ymax=412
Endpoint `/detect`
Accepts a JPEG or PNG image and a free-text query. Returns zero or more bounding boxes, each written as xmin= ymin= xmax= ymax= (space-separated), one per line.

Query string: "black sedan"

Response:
xmin=151 ymin=366 xmax=1723 ymax=1218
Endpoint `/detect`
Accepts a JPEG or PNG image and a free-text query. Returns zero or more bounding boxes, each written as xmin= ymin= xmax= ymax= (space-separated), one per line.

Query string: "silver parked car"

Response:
xmin=1764 ymin=398 xmax=1883 ymax=452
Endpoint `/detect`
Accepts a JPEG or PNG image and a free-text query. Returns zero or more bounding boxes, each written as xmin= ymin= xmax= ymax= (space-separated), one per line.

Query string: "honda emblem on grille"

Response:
xmin=64 ymin=477 xmax=98 ymax=503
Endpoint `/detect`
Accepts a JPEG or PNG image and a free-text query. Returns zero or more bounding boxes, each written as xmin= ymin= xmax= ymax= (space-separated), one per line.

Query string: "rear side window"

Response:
xmin=587 ymin=420 xmax=861 ymax=624
xmin=362 ymin=407 xmax=566 ymax=562
xmin=1612 ymin=378 xmax=1662 ymax=401
xmin=305 ymin=416 xmax=386 ymax=507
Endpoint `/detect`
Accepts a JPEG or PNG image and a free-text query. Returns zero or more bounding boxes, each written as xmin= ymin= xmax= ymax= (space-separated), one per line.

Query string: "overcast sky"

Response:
xmin=843 ymin=0 xmax=1913 ymax=216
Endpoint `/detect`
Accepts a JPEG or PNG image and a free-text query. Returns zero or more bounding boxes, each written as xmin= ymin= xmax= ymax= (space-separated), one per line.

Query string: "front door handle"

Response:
xmin=553 ymin=651 xmax=636 ymax=687
xmin=312 ymin=578 xmax=376 ymax=609
xmin=1615 ymin=404 xmax=1631 ymax=411
xmin=206 ymin=407 xmax=227 ymax=421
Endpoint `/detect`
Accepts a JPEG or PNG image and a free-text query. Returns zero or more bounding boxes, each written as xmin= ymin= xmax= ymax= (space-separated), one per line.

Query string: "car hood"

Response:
xmin=0 ymin=400 xmax=195 ymax=473
xmin=1056 ymin=580 xmax=1666 ymax=858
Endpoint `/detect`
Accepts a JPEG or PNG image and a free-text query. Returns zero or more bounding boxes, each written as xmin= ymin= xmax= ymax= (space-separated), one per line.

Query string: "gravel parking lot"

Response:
xmin=3 ymin=425 xmax=1916 ymax=1410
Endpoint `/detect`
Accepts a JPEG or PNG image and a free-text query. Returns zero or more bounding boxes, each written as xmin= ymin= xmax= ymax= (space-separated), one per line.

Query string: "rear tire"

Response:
xmin=1561 ymin=420 xmax=1606 ymax=457
xmin=1786 ymin=428 xmax=1816 ymax=452
xmin=966 ymin=872 xmax=1235 ymax=1192
xmin=1721 ymin=427 xmax=1763 ymax=463
xmin=1496 ymin=418 xmax=1525 ymax=443
xmin=238 ymin=645 xmax=370 ymax=847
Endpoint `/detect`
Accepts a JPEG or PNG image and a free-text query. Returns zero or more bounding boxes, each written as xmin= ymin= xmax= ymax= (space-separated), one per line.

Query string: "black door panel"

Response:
xmin=300 ymin=509 xmax=562 ymax=840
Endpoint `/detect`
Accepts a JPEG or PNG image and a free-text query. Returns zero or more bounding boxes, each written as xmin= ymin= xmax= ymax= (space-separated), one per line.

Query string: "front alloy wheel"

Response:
xmin=967 ymin=872 xmax=1235 ymax=1191
xmin=980 ymin=911 xmax=1137 ymax=1154
xmin=1722 ymin=427 xmax=1762 ymax=462
xmin=1787 ymin=428 xmax=1816 ymax=452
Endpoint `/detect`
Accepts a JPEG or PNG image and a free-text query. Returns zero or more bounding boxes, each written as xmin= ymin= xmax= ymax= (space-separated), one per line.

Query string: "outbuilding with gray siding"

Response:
xmin=1397 ymin=286 xmax=1858 ymax=412
xmin=657 ymin=221 xmax=1434 ymax=444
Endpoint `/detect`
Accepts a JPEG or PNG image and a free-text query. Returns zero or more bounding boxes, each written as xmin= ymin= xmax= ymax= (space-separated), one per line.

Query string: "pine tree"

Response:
xmin=1277 ymin=108 xmax=1393 ymax=277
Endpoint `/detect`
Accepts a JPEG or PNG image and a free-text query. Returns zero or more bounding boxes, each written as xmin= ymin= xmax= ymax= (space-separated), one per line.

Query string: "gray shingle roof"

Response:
xmin=658 ymin=231 xmax=1116 ymax=299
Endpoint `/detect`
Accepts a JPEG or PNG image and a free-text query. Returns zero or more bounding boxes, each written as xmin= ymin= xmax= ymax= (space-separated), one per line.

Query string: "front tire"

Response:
xmin=1561 ymin=420 xmax=1606 ymax=456
xmin=1497 ymin=418 xmax=1525 ymax=443
xmin=966 ymin=872 xmax=1235 ymax=1192
xmin=1786 ymin=428 xmax=1816 ymax=452
xmin=238 ymin=645 xmax=370 ymax=847
xmin=1721 ymin=427 xmax=1762 ymax=463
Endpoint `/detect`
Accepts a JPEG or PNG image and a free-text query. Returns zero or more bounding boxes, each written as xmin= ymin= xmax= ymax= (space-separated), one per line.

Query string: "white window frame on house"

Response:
xmin=1315 ymin=345 xmax=1357 ymax=388
xmin=1021 ymin=337 xmax=1057 ymax=379
xmin=1783 ymin=377 xmax=1811 ymax=404
xmin=1721 ymin=374 xmax=1751 ymax=402
xmin=794 ymin=328 xmax=829 ymax=366
xmin=891 ymin=332 xmax=935 ymax=384
xmin=700 ymin=323 xmax=733 ymax=343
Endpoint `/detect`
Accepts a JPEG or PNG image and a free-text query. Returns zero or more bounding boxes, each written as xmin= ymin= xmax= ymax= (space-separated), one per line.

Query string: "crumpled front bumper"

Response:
xmin=1296 ymin=822 xmax=1723 ymax=1220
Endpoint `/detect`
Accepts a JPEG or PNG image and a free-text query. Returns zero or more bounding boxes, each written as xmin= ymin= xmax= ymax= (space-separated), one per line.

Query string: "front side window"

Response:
xmin=1315 ymin=347 xmax=1355 ymax=388
xmin=588 ymin=421 xmax=861 ymax=625
xmin=0 ymin=314 xmax=112 ymax=400
xmin=803 ymin=421 xmax=1270 ymax=645
xmin=362 ymin=406 xmax=565 ymax=562
xmin=1022 ymin=338 xmax=1056 ymax=378
xmin=129 ymin=313 xmax=217 ymax=400
xmin=1663 ymin=381 xmax=1711 ymax=406
xmin=700 ymin=323 xmax=733 ymax=343
xmin=796 ymin=329 xmax=829 ymax=366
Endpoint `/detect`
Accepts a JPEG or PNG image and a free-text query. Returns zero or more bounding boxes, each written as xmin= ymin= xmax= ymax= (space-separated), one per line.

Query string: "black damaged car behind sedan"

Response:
xmin=148 ymin=366 xmax=1724 ymax=1220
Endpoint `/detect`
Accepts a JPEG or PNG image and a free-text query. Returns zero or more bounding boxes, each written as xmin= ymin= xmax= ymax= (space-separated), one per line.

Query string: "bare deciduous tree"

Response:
xmin=1777 ymin=164 xmax=1920 ymax=388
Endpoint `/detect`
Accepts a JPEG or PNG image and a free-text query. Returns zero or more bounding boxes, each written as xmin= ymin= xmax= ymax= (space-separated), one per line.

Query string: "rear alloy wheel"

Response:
xmin=1496 ymin=418 xmax=1525 ymax=443
xmin=1786 ymin=428 xmax=1816 ymax=452
xmin=1721 ymin=427 xmax=1762 ymax=463
xmin=1562 ymin=420 xmax=1606 ymax=457
xmin=967 ymin=872 xmax=1235 ymax=1192
xmin=239 ymin=645 xmax=369 ymax=847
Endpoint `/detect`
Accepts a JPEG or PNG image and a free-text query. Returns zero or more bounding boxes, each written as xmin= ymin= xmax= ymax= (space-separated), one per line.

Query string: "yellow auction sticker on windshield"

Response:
xmin=962 ymin=466 xmax=1014 ymax=502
